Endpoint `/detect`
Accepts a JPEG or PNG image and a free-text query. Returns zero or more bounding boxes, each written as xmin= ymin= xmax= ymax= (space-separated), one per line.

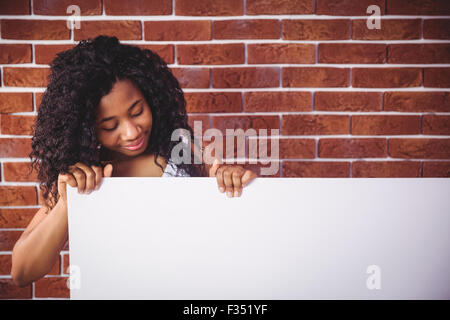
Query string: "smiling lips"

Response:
xmin=123 ymin=136 xmax=145 ymax=150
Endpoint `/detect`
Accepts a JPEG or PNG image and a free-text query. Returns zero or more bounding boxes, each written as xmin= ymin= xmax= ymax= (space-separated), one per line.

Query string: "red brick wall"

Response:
xmin=1 ymin=0 xmax=449 ymax=299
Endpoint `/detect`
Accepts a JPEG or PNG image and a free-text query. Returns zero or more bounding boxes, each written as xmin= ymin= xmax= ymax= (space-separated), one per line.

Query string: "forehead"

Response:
xmin=97 ymin=79 xmax=143 ymax=114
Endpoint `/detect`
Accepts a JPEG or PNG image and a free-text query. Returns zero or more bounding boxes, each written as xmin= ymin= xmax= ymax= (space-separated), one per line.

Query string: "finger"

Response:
xmin=60 ymin=173 xmax=77 ymax=188
xmin=70 ymin=167 xmax=86 ymax=194
xmin=91 ymin=165 xmax=103 ymax=190
xmin=216 ymin=166 xmax=225 ymax=193
xmin=232 ymin=170 xmax=242 ymax=197
xmin=74 ymin=163 xmax=96 ymax=193
xmin=222 ymin=168 xmax=234 ymax=198
xmin=209 ymin=158 xmax=220 ymax=177
xmin=241 ymin=170 xmax=257 ymax=187
xmin=103 ymin=163 xmax=113 ymax=177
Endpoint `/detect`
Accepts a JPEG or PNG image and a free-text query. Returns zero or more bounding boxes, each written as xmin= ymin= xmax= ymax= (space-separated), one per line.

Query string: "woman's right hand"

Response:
xmin=57 ymin=162 xmax=113 ymax=204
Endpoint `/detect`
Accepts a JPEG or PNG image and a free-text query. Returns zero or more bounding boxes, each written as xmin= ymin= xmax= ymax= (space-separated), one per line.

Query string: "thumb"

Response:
xmin=209 ymin=158 xmax=220 ymax=177
xmin=103 ymin=163 xmax=113 ymax=177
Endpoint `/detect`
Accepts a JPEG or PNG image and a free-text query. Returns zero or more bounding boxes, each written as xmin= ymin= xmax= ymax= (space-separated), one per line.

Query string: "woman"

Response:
xmin=11 ymin=35 xmax=257 ymax=287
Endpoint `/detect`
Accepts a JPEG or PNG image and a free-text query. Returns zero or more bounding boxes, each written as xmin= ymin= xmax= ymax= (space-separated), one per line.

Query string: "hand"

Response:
xmin=209 ymin=159 xmax=257 ymax=198
xmin=57 ymin=162 xmax=113 ymax=204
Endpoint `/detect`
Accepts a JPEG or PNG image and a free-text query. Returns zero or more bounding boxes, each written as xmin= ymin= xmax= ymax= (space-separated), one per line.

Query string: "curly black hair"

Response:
xmin=29 ymin=35 xmax=207 ymax=210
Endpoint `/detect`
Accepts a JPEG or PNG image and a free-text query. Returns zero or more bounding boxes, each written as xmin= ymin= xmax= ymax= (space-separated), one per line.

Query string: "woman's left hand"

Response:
xmin=209 ymin=159 xmax=257 ymax=197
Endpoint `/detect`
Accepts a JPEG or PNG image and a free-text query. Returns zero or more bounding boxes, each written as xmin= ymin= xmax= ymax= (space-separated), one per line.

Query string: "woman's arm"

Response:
xmin=11 ymin=198 xmax=68 ymax=287
xmin=11 ymin=162 xmax=113 ymax=287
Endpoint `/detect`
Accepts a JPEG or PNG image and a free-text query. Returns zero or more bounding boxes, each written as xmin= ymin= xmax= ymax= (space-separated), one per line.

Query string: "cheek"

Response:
xmin=145 ymin=109 xmax=153 ymax=130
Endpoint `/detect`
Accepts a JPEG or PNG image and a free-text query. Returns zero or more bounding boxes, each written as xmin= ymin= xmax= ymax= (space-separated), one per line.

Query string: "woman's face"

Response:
xmin=95 ymin=79 xmax=153 ymax=160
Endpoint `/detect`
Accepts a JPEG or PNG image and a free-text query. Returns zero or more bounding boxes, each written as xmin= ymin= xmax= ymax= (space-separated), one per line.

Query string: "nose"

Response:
xmin=121 ymin=120 xmax=141 ymax=142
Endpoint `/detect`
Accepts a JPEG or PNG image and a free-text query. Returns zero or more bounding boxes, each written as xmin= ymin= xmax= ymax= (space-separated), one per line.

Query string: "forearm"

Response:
xmin=11 ymin=199 xmax=68 ymax=287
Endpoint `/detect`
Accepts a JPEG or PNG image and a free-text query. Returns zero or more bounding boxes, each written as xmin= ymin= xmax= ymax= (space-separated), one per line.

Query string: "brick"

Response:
xmin=422 ymin=115 xmax=450 ymax=135
xmin=0 ymin=230 xmax=22 ymax=251
xmin=137 ymin=45 xmax=174 ymax=64
xmin=423 ymin=162 xmax=450 ymax=177
xmin=0 ymin=255 xmax=12 ymax=275
xmin=34 ymin=277 xmax=70 ymax=298
xmin=0 ymin=93 xmax=33 ymax=113
xmin=212 ymin=67 xmax=279 ymax=88
xmin=62 ymin=254 xmax=70 ymax=275
xmin=319 ymin=43 xmax=386 ymax=64
xmin=244 ymin=91 xmax=312 ymax=112
xmin=246 ymin=137 xmax=312 ymax=161
xmin=278 ymin=139 xmax=315 ymax=159
xmin=185 ymin=92 xmax=242 ymax=113
xmin=352 ymin=19 xmax=421 ymax=40
xmin=3 ymin=162 xmax=39 ymax=182
xmin=33 ymin=0 xmax=102 ymax=16
xmin=283 ymin=67 xmax=349 ymax=87
xmin=282 ymin=115 xmax=349 ymax=135
xmin=282 ymin=19 xmax=350 ymax=40
xmin=283 ymin=161 xmax=350 ymax=177
xmin=34 ymin=44 xmax=75 ymax=65
xmin=384 ymin=92 xmax=450 ymax=112
xmin=0 ymin=186 xmax=37 ymax=206
xmin=0 ymin=279 xmax=32 ymax=299
xmin=177 ymin=44 xmax=244 ymax=65
xmin=387 ymin=0 xmax=450 ymax=15
xmin=105 ymin=0 xmax=171 ymax=15
xmin=424 ymin=19 xmax=450 ymax=40
xmin=389 ymin=138 xmax=450 ymax=159
xmin=248 ymin=44 xmax=315 ymax=64
xmin=34 ymin=0 xmax=102 ymax=15
xmin=247 ymin=0 xmax=313 ymax=14
xmin=388 ymin=44 xmax=450 ymax=64
xmin=352 ymin=68 xmax=421 ymax=88
xmin=170 ymin=68 xmax=210 ymax=88
xmin=214 ymin=19 xmax=279 ymax=39
xmin=0 ymin=0 xmax=30 ymax=14
xmin=352 ymin=161 xmax=421 ymax=177
xmin=145 ymin=21 xmax=211 ymax=41
xmin=175 ymin=0 xmax=243 ymax=16
xmin=0 ymin=208 xmax=36 ymax=228
xmin=3 ymin=67 xmax=50 ymax=87
xmin=243 ymin=162 xmax=281 ymax=178
xmin=316 ymin=0 xmax=385 ymax=15
xmin=352 ymin=115 xmax=420 ymax=135
xmin=424 ymin=68 xmax=450 ymax=88
xmin=211 ymin=116 xmax=279 ymax=135
xmin=0 ymin=138 xmax=32 ymax=158
xmin=0 ymin=44 xmax=32 ymax=64
xmin=319 ymin=138 xmax=387 ymax=158
xmin=315 ymin=92 xmax=382 ymax=112
xmin=1 ymin=20 xmax=70 ymax=40
xmin=74 ymin=21 xmax=142 ymax=41
xmin=1 ymin=115 xmax=36 ymax=135
xmin=35 ymin=93 xmax=44 ymax=110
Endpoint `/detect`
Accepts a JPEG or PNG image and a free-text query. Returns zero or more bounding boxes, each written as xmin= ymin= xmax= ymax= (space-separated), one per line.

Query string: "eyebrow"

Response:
xmin=99 ymin=99 xmax=142 ymax=124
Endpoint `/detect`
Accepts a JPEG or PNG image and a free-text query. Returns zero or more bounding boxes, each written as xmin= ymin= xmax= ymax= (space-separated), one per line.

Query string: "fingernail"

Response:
xmin=219 ymin=187 xmax=225 ymax=193
xmin=234 ymin=191 xmax=239 ymax=197
xmin=227 ymin=191 xmax=232 ymax=197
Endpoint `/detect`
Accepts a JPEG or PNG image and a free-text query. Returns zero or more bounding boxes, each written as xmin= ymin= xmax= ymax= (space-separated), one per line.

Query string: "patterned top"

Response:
xmin=161 ymin=160 xmax=190 ymax=177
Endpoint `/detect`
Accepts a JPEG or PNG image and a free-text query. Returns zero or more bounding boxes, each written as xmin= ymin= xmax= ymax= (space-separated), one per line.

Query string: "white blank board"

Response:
xmin=67 ymin=178 xmax=450 ymax=300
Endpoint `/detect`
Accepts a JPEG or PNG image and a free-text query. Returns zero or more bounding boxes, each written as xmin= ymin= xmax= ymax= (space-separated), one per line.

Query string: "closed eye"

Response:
xmin=102 ymin=108 xmax=144 ymax=131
